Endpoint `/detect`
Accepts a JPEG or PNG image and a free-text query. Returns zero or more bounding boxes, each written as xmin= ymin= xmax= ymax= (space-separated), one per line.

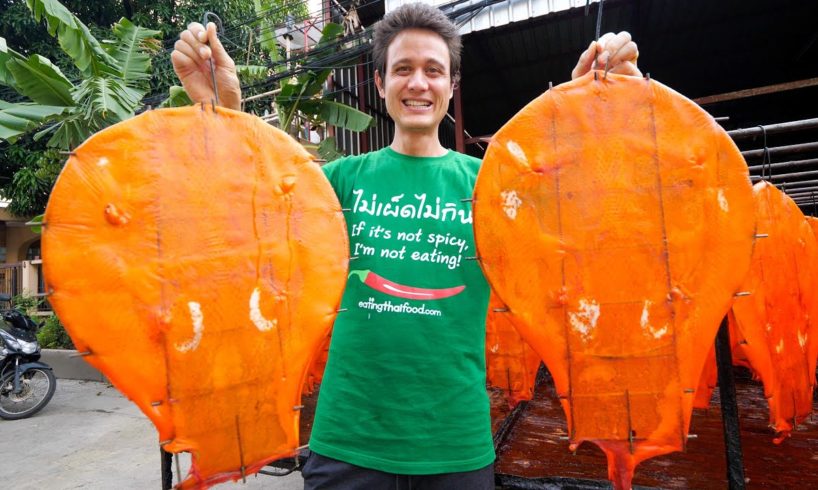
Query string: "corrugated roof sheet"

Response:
xmin=385 ymin=0 xmax=593 ymax=34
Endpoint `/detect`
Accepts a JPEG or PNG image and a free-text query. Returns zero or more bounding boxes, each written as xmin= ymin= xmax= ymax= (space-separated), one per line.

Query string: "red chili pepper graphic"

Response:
xmin=348 ymin=269 xmax=465 ymax=300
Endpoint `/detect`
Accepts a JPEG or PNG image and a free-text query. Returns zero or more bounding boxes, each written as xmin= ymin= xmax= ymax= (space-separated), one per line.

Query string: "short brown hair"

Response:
xmin=373 ymin=3 xmax=462 ymax=83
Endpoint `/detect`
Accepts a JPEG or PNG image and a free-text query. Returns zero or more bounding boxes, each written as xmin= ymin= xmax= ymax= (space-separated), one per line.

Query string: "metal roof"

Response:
xmin=385 ymin=0 xmax=592 ymax=35
xmin=459 ymin=0 xmax=818 ymax=132
xmin=341 ymin=0 xmax=818 ymax=206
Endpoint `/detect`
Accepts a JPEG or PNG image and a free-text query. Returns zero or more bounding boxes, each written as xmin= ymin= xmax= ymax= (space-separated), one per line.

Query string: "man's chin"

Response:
xmin=396 ymin=118 xmax=443 ymax=133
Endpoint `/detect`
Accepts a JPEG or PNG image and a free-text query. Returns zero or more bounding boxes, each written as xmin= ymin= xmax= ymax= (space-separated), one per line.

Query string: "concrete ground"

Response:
xmin=1 ymin=379 xmax=303 ymax=490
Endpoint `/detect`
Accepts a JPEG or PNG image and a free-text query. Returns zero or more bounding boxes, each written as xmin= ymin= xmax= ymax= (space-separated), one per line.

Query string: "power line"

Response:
xmin=0 ymin=0 xmax=334 ymax=99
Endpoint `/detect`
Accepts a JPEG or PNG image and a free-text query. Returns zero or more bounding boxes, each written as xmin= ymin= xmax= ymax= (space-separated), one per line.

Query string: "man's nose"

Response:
xmin=407 ymin=69 xmax=428 ymax=90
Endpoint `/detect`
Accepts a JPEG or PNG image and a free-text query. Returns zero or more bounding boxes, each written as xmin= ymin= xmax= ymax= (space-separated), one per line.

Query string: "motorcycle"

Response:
xmin=0 ymin=294 xmax=56 ymax=420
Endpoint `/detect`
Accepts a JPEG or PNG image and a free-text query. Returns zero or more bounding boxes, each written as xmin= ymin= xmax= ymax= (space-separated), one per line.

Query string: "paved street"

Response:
xmin=1 ymin=379 xmax=303 ymax=490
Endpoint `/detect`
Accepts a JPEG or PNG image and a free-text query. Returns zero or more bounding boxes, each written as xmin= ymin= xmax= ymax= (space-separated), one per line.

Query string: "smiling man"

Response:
xmin=172 ymin=3 xmax=638 ymax=488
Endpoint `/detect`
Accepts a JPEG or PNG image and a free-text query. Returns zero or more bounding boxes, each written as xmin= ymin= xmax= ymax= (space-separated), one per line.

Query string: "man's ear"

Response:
xmin=375 ymin=70 xmax=386 ymax=98
xmin=450 ymin=72 xmax=460 ymax=98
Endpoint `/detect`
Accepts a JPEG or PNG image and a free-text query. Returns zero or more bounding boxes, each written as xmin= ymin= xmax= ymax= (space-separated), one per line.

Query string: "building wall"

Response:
xmin=0 ymin=207 xmax=39 ymax=264
xmin=6 ymin=225 xmax=39 ymax=263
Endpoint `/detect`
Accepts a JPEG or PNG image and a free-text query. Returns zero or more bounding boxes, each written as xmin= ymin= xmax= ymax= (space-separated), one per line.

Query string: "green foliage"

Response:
xmin=0 ymin=0 xmax=354 ymax=216
xmin=158 ymin=85 xmax=194 ymax=108
xmin=0 ymin=101 xmax=68 ymax=142
xmin=276 ymin=22 xmax=373 ymax=135
xmin=0 ymin=141 xmax=62 ymax=216
xmin=107 ymin=18 xmax=160 ymax=87
xmin=25 ymin=0 xmax=120 ymax=76
xmin=5 ymin=53 xmax=73 ymax=105
xmin=0 ymin=3 xmax=162 ymax=149
xmin=36 ymin=314 xmax=74 ymax=349
xmin=317 ymin=136 xmax=344 ymax=162
xmin=253 ymin=0 xmax=280 ymax=63
xmin=316 ymin=100 xmax=373 ymax=133
xmin=27 ymin=213 xmax=43 ymax=233
xmin=11 ymin=293 xmax=42 ymax=316
xmin=0 ymin=37 xmax=25 ymax=86
xmin=235 ymin=64 xmax=269 ymax=82
xmin=9 ymin=295 xmax=74 ymax=349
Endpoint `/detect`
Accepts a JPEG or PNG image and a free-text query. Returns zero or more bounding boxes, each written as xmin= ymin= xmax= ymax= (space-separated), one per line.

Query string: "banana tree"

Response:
xmin=0 ymin=0 xmax=160 ymax=150
xmin=277 ymin=22 xmax=372 ymax=132
xmin=275 ymin=22 xmax=373 ymax=160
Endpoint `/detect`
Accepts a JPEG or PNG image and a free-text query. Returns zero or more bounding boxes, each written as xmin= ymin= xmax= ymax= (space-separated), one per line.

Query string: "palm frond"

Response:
xmin=0 ymin=37 xmax=26 ymax=88
xmin=6 ymin=54 xmax=74 ymax=106
xmin=25 ymin=0 xmax=118 ymax=76
xmin=108 ymin=18 xmax=161 ymax=87
xmin=0 ymin=102 xmax=68 ymax=142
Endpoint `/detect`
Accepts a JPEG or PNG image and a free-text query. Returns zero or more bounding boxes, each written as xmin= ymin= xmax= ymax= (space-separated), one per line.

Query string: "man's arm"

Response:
xmin=171 ymin=22 xmax=242 ymax=110
xmin=571 ymin=31 xmax=641 ymax=79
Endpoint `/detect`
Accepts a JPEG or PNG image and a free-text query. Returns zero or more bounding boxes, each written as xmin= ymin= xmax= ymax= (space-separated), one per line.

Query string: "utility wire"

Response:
xmin=3 ymin=0 xmax=470 ymax=107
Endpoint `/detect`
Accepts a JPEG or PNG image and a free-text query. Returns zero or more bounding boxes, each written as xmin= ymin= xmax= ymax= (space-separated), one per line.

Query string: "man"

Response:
xmin=172 ymin=3 xmax=639 ymax=488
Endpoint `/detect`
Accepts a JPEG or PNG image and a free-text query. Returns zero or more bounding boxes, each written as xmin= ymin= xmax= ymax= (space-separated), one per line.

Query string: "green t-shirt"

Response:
xmin=309 ymin=146 xmax=493 ymax=474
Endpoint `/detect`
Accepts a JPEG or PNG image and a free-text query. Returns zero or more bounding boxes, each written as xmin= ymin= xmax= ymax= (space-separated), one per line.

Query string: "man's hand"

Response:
xmin=171 ymin=22 xmax=242 ymax=111
xmin=571 ymin=31 xmax=641 ymax=80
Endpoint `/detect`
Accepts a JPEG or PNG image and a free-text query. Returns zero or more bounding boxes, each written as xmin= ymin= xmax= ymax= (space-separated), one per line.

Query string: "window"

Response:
xmin=25 ymin=240 xmax=40 ymax=261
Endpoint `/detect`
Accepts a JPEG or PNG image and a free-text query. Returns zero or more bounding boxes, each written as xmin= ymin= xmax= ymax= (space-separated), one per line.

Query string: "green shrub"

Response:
xmin=36 ymin=315 xmax=75 ymax=350
xmin=12 ymin=294 xmax=42 ymax=316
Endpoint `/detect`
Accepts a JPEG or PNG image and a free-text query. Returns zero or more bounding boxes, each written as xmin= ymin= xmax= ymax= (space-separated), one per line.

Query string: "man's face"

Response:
xmin=376 ymin=28 xmax=454 ymax=136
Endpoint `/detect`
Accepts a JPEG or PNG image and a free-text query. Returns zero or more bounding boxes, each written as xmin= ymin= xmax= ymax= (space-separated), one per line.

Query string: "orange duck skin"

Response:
xmin=473 ymin=71 xmax=756 ymax=489
xmin=807 ymin=216 xmax=818 ymax=240
xmin=692 ymin=311 xmax=757 ymax=410
xmin=729 ymin=183 xmax=818 ymax=443
xmin=486 ymin=293 xmax=541 ymax=407
xmin=42 ymin=106 xmax=348 ymax=488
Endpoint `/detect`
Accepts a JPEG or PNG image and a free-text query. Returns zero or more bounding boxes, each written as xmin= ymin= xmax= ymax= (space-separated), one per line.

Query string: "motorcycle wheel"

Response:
xmin=0 ymin=367 xmax=57 ymax=420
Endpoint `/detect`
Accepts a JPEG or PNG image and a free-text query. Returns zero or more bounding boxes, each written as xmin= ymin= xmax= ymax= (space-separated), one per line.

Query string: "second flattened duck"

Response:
xmin=473 ymin=71 xmax=756 ymax=489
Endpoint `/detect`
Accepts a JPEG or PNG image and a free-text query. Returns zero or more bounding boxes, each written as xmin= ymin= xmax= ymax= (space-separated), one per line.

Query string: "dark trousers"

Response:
xmin=302 ymin=451 xmax=495 ymax=490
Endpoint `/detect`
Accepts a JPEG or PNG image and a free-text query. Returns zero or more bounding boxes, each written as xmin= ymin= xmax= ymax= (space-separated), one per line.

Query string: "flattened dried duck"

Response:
xmin=473 ymin=71 xmax=755 ymax=488
xmin=730 ymin=182 xmax=818 ymax=443
xmin=486 ymin=293 xmax=541 ymax=408
xmin=43 ymin=106 xmax=348 ymax=488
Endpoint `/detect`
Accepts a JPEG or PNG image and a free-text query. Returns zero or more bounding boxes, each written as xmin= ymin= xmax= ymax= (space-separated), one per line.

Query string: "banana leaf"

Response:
xmin=74 ymin=77 xmax=141 ymax=122
xmin=158 ymin=86 xmax=194 ymax=108
xmin=108 ymin=18 xmax=161 ymax=87
xmin=25 ymin=0 xmax=119 ymax=76
xmin=0 ymin=102 xmax=68 ymax=142
xmin=317 ymin=136 xmax=344 ymax=162
xmin=253 ymin=0 xmax=280 ymax=63
xmin=236 ymin=64 xmax=269 ymax=83
xmin=300 ymin=99 xmax=373 ymax=132
xmin=0 ymin=37 xmax=26 ymax=88
xmin=6 ymin=54 xmax=74 ymax=106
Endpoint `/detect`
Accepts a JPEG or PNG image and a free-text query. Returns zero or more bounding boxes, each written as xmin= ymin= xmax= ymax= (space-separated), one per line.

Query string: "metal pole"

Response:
xmin=742 ymin=142 xmax=818 ymax=160
xmin=694 ymin=77 xmax=818 ymax=106
xmin=727 ymin=118 xmax=818 ymax=140
xmin=750 ymin=169 xmax=818 ymax=181
xmin=747 ymin=157 xmax=818 ymax=172
xmin=714 ymin=315 xmax=746 ymax=490
xmin=782 ymin=186 xmax=818 ymax=193
xmin=786 ymin=191 xmax=818 ymax=199
xmin=454 ymin=84 xmax=465 ymax=153
xmin=160 ymin=448 xmax=173 ymax=490
xmin=464 ymin=118 xmax=818 ymax=147
xmin=773 ymin=179 xmax=818 ymax=190
xmin=356 ymin=55 xmax=369 ymax=153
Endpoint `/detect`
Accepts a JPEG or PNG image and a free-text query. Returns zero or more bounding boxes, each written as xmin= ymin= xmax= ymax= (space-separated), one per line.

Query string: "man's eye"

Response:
xmin=395 ymin=66 xmax=411 ymax=74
